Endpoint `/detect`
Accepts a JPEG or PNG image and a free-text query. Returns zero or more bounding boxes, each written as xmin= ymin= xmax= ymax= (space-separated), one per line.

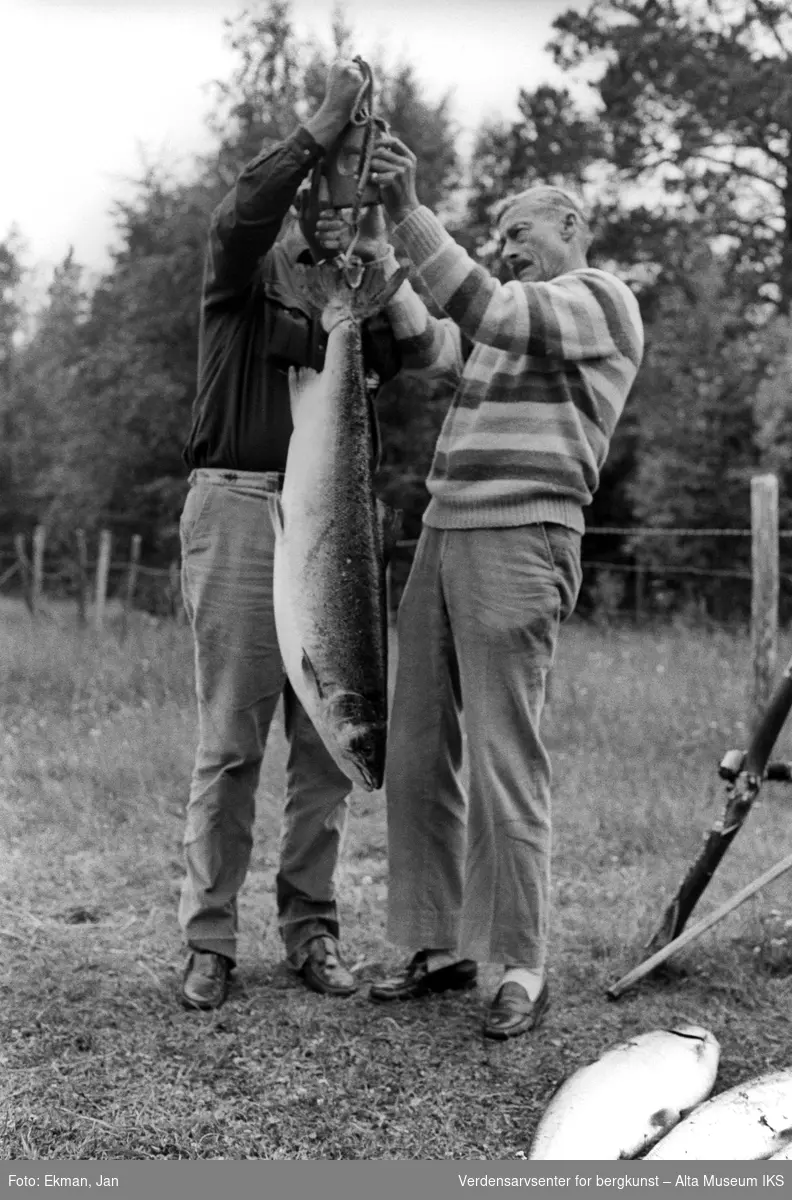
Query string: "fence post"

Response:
xmin=32 ymin=524 xmax=46 ymax=614
xmin=751 ymin=473 xmax=779 ymax=733
xmin=120 ymin=534 xmax=142 ymax=642
xmin=75 ymin=528 xmax=90 ymax=627
xmin=14 ymin=533 xmax=33 ymax=614
xmin=95 ymin=529 xmax=112 ymax=633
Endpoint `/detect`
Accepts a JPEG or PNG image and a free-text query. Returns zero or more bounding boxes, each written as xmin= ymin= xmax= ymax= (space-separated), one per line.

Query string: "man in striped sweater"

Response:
xmin=361 ymin=137 xmax=644 ymax=1038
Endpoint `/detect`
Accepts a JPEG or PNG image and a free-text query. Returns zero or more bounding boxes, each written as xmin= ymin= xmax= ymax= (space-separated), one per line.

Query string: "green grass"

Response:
xmin=3 ymin=598 xmax=792 ymax=1159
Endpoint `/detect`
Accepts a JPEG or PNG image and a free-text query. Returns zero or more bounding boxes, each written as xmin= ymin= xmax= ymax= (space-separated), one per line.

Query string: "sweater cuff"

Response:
xmin=385 ymin=277 xmax=427 ymax=339
xmin=393 ymin=205 xmax=453 ymax=265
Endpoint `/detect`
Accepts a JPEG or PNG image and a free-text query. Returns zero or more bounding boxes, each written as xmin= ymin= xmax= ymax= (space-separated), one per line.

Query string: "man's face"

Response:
xmin=497 ymin=205 xmax=575 ymax=283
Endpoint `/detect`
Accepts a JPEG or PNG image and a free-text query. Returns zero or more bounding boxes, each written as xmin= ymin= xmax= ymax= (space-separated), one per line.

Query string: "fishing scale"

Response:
xmin=298 ymin=56 xmax=388 ymax=282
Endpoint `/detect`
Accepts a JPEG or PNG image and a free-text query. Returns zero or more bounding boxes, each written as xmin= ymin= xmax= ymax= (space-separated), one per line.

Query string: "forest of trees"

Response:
xmin=3 ymin=0 xmax=792 ymax=618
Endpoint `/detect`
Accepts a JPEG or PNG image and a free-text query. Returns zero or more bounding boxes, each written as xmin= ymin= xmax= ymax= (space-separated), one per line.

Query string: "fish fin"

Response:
xmin=287 ymin=366 xmax=320 ymax=422
xmin=348 ymin=263 xmax=408 ymax=322
xmin=301 ymin=649 xmax=325 ymax=700
xmin=649 ymin=1107 xmax=679 ymax=1133
xmin=639 ymin=1107 xmax=682 ymax=1157
xmin=367 ymin=388 xmax=382 ymax=472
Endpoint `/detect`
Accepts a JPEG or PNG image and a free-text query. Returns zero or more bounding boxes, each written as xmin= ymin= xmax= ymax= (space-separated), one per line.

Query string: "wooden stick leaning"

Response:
xmin=607 ymin=849 xmax=792 ymax=999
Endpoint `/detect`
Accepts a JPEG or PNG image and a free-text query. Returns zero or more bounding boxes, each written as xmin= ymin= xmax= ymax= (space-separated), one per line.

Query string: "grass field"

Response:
xmin=3 ymin=597 xmax=792 ymax=1160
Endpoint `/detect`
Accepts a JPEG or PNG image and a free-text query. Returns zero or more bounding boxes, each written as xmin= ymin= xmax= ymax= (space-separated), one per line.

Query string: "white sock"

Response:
xmin=425 ymin=949 xmax=456 ymax=972
xmin=502 ymin=966 xmax=544 ymax=1000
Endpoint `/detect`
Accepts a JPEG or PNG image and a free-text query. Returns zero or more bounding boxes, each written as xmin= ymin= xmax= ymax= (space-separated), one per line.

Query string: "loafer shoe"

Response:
xmin=299 ymin=934 xmax=358 ymax=997
xmin=483 ymin=979 xmax=549 ymax=1040
xmin=369 ymin=950 xmax=478 ymax=1002
xmin=181 ymin=951 xmax=232 ymax=1011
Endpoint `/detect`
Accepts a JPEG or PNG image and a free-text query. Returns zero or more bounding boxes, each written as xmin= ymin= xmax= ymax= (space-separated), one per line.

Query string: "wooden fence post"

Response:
xmin=14 ymin=533 xmax=33 ymax=614
xmin=95 ymin=529 xmax=112 ymax=633
xmin=75 ymin=528 xmax=90 ymax=627
xmin=120 ymin=534 xmax=142 ymax=642
xmin=32 ymin=524 xmax=46 ymax=614
xmin=751 ymin=473 xmax=779 ymax=733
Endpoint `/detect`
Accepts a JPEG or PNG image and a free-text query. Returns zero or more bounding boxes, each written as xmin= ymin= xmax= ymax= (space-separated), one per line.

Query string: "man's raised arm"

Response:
xmin=205 ymin=60 xmax=367 ymax=302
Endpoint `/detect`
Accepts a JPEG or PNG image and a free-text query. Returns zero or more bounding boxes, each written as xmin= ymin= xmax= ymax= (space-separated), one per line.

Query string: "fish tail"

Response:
xmin=295 ymin=260 xmax=407 ymax=326
xmin=347 ymin=261 xmax=408 ymax=321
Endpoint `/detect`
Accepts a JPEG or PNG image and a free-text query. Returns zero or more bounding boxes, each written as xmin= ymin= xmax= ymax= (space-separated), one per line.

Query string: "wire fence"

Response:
xmin=2 ymin=518 xmax=790 ymax=632
xmin=385 ymin=521 xmax=792 ymax=626
xmin=0 ymin=528 xmax=183 ymax=633
xmin=2 ymin=477 xmax=785 ymax=730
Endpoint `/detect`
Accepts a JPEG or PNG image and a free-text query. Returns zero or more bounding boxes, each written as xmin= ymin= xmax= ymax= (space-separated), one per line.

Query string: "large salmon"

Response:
xmin=646 ymin=1068 xmax=792 ymax=1160
xmin=529 ymin=1025 xmax=720 ymax=1160
xmin=272 ymin=260 xmax=403 ymax=792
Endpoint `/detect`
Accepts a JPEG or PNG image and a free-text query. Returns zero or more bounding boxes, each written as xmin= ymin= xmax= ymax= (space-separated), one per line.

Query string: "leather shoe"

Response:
xmin=483 ymin=978 xmax=549 ymax=1040
xmin=369 ymin=950 xmax=478 ymax=1002
xmin=181 ymin=951 xmax=232 ymax=1011
xmin=299 ymin=934 xmax=358 ymax=997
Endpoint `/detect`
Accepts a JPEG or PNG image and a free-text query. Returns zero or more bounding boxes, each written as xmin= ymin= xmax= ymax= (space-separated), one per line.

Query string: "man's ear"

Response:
xmin=560 ymin=211 xmax=578 ymax=242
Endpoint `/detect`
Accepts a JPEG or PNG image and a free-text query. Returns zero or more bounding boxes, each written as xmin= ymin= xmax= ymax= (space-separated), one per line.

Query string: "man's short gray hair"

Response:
xmin=496 ymin=184 xmax=593 ymax=252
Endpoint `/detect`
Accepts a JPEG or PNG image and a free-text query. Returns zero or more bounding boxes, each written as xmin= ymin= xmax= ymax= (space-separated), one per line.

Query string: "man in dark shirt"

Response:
xmin=178 ymin=60 xmax=400 ymax=1010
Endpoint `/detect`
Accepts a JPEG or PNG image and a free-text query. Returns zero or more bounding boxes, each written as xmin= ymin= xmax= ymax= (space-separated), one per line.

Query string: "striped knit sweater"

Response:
xmin=385 ymin=205 xmax=644 ymax=533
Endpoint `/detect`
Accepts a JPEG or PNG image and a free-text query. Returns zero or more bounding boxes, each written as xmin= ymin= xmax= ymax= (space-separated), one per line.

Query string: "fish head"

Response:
xmin=667 ymin=1024 xmax=721 ymax=1061
xmin=324 ymin=691 xmax=387 ymax=792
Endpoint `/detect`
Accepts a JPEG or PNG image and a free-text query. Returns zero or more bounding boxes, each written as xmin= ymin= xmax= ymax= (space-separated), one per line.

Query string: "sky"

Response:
xmin=2 ymin=0 xmax=589 ymax=288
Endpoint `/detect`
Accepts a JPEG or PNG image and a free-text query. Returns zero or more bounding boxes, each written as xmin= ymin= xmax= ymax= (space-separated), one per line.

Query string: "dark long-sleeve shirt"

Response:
xmin=182 ymin=126 xmax=402 ymax=473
